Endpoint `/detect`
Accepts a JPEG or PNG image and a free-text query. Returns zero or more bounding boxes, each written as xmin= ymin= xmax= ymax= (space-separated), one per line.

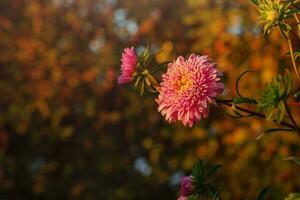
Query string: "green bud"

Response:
xmin=256 ymin=0 xmax=291 ymax=35
xmin=257 ymin=72 xmax=292 ymax=122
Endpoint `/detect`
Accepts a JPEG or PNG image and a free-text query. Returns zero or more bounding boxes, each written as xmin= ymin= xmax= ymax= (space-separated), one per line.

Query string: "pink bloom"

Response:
xmin=177 ymin=196 xmax=187 ymax=200
xmin=156 ymin=54 xmax=224 ymax=127
xmin=177 ymin=176 xmax=193 ymax=200
xmin=180 ymin=176 xmax=193 ymax=196
xmin=118 ymin=47 xmax=138 ymax=84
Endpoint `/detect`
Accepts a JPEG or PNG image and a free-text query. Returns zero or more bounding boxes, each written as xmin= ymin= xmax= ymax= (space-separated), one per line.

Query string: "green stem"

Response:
xmin=284 ymin=101 xmax=299 ymax=131
xmin=294 ymin=13 xmax=300 ymax=35
xmin=216 ymin=99 xmax=295 ymax=129
xmin=287 ymin=37 xmax=300 ymax=80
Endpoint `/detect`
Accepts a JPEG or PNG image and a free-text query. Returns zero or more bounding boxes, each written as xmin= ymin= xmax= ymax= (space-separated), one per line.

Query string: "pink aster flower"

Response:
xmin=177 ymin=196 xmax=188 ymax=200
xmin=118 ymin=47 xmax=138 ymax=84
xmin=180 ymin=176 xmax=193 ymax=196
xmin=156 ymin=54 xmax=224 ymax=127
xmin=177 ymin=176 xmax=193 ymax=200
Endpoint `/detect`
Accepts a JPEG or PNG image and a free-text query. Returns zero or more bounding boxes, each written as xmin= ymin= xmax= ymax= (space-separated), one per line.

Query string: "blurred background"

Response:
xmin=0 ymin=0 xmax=300 ymax=199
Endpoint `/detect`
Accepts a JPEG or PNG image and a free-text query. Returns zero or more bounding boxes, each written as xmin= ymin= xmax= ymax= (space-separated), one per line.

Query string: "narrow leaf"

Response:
xmin=284 ymin=193 xmax=300 ymax=200
xmin=284 ymin=157 xmax=300 ymax=166
xmin=139 ymin=80 xmax=145 ymax=96
xmin=212 ymin=192 xmax=220 ymax=200
xmin=250 ymin=0 xmax=259 ymax=5
xmin=145 ymin=77 xmax=151 ymax=86
xmin=286 ymin=9 xmax=300 ymax=15
xmin=257 ymin=187 xmax=269 ymax=200
xmin=256 ymin=128 xmax=294 ymax=140
xmin=134 ymin=76 xmax=142 ymax=88
xmin=145 ymin=84 xmax=157 ymax=93
xmin=207 ymin=165 xmax=222 ymax=177
xmin=147 ymin=74 xmax=159 ymax=86
xmin=233 ymin=97 xmax=257 ymax=105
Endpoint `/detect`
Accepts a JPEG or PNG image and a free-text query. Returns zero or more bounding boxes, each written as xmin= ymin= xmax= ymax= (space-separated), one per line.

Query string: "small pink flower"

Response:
xmin=177 ymin=176 xmax=193 ymax=200
xmin=177 ymin=196 xmax=187 ymax=200
xmin=118 ymin=47 xmax=138 ymax=84
xmin=180 ymin=176 xmax=193 ymax=196
xmin=156 ymin=54 xmax=224 ymax=127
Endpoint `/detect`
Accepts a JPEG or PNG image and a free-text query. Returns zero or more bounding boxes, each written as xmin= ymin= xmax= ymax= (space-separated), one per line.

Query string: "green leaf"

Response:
xmin=294 ymin=51 xmax=300 ymax=60
xmin=233 ymin=97 xmax=257 ymax=105
xmin=148 ymin=48 xmax=160 ymax=64
xmin=277 ymin=101 xmax=285 ymax=122
xmin=212 ymin=192 xmax=220 ymax=200
xmin=250 ymin=0 xmax=259 ymax=5
xmin=284 ymin=193 xmax=300 ymax=200
xmin=142 ymin=46 xmax=150 ymax=62
xmin=145 ymin=83 xmax=157 ymax=93
xmin=256 ymin=128 xmax=294 ymax=140
xmin=207 ymin=165 xmax=222 ymax=177
xmin=145 ymin=77 xmax=151 ymax=86
xmin=220 ymin=106 xmax=244 ymax=118
xmin=192 ymin=159 xmax=205 ymax=177
xmin=158 ymin=61 xmax=170 ymax=66
xmin=284 ymin=157 xmax=300 ymax=166
xmin=147 ymin=74 xmax=159 ymax=86
xmin=257 ymin=71 xmax=292 ymax=123
xmin=134 ymin=76 xmax=142 ymax=88
xmin=257 ymin=187 xmax=269 ymax=200
xmin=285 ymin=71 xmax=292 ymax=96
xmin=232 ymin=109 xmax=244 ymax=117
xmin=286 ymin=9 xmax=300 ymax=15
xmin=139 ymin=79 xmax=145 ymax=96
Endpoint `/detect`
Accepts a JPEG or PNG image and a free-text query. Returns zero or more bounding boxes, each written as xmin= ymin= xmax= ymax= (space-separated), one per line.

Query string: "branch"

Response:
xmin=284 ymin=101 xmax=299 ymax=130
xmin=216 ymin=99 xmax=296 ymax=129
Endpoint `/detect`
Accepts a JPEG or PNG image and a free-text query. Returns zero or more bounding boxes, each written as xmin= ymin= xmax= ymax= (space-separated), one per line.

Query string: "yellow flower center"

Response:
xmin=266 ymin=9 xmax=278 ymax=21
xmin=178 ymin=75 xmax=192 ymax=91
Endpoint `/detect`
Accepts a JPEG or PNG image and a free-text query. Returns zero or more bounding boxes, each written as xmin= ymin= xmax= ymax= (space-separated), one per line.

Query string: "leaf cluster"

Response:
xmin=188 ymin=159 xmax=221 ymax=200
xmin=257 ymin=72 xmax=292 ymax=122
xmin=133 ymin=46 xmax=160 ymax=95
xmin=252 ymin=0 xmax=299 ymax=35
xmin=284 ymin=193 xmax=300 ymax=200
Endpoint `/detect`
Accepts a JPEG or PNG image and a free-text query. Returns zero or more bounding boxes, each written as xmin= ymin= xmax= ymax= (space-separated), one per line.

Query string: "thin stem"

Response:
xmin=287 ymin=37 xmax=300 ymax=80
xmin=294 ymin=13 xmax=300 ymax=35
xmin=284 ymin=101 xmax=299 ymax=131
xmin=216 ymin=99 xmax=295 ymax=129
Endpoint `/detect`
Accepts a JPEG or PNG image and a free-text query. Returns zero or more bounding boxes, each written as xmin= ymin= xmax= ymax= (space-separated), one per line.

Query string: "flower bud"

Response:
xmin=180 ymin=176 xmax=193 ymax=197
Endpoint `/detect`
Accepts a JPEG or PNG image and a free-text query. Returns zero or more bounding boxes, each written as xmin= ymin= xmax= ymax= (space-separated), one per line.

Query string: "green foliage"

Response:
xmin=256 ymin=128 xmax=294 ymax=140
xmin=256 ymin=0 xmax=292 ymax=35
xmin=286 ymin=50 xmax=300 ymax=61
xmin=257 ymin=187 xmax=270 ymax=200
xmin=284 ymin=157 xmax=300 ymax=166
xmin=233 ymin=97 xmax=257 ymax=105
xmin=133 ymin=47 xmax=160 ymax=95
xmin=190 ymin=159 xmax=221 ymax=200
xmin=284 ymin=193 xmax=300 ymax=200
xmin=257 ymin=72 xmax=292 ymax=122
xmin=251 ymin=0 xmax=259 ymax=5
